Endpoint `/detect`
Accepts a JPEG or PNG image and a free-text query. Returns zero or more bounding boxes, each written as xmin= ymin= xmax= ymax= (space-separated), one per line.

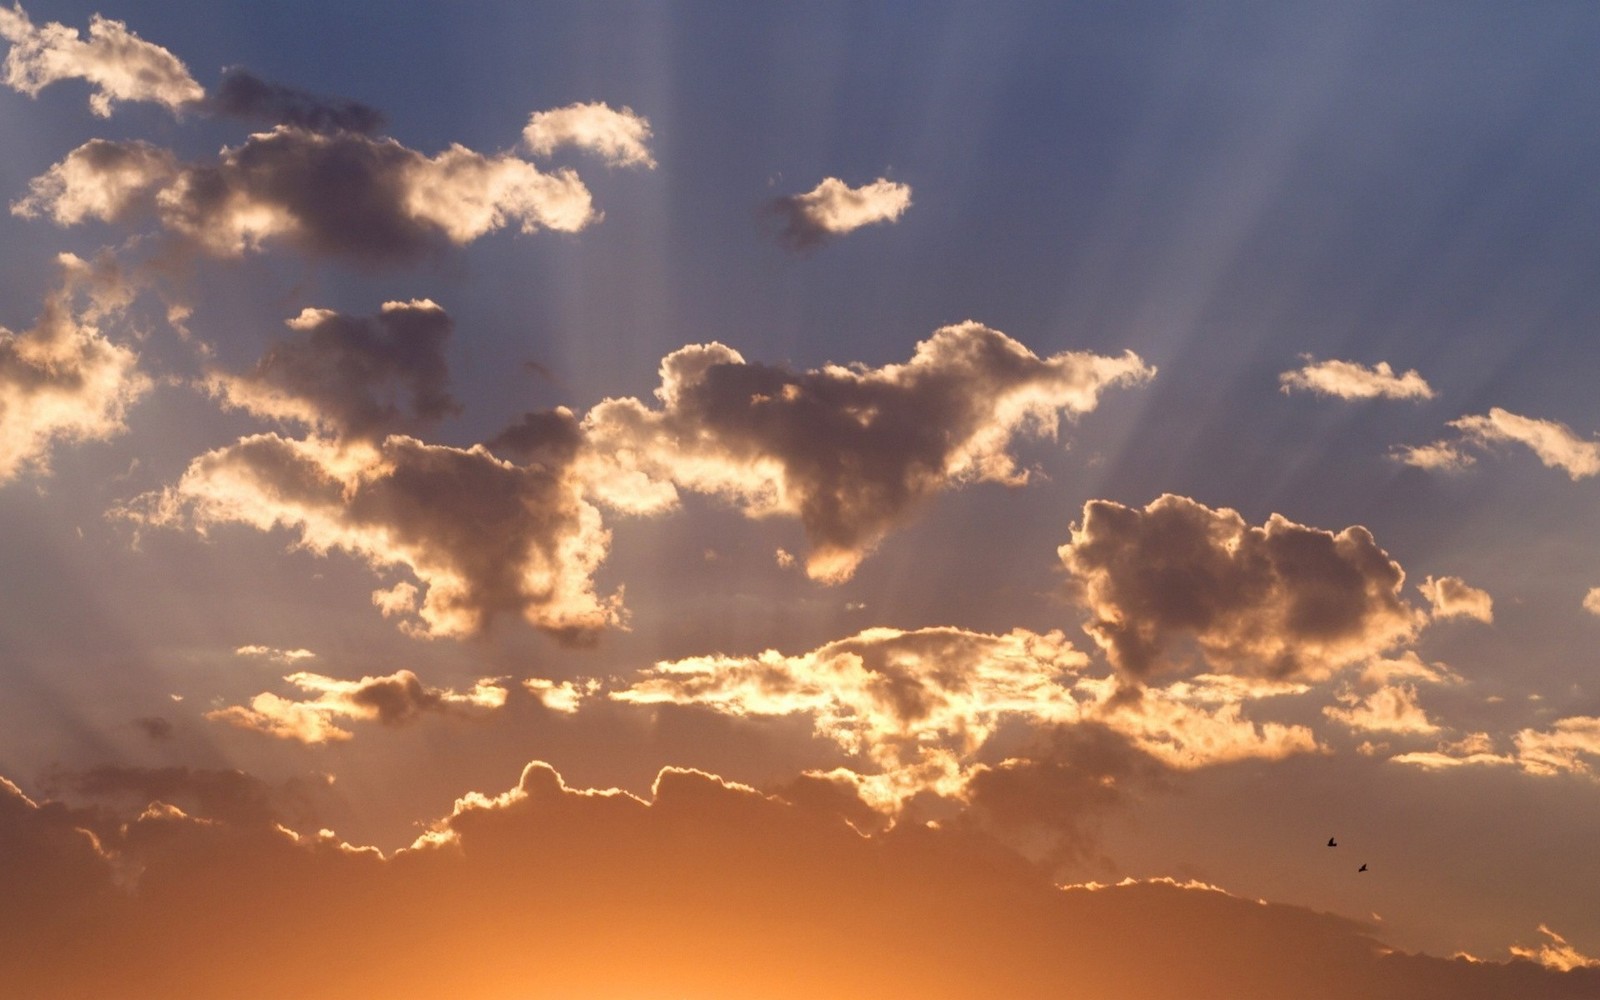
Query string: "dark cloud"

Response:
xmin=132 ymin=717 xmax=172 ymax=741
xmin=207 ymin=299 xmax=458 ymax=440
xmin=2 ymin=762 xmax=1596 ymax=999
xmin=487 ymin=407 xmax=584 ymax=465
xmin=44 ymin=764 xmax=327 ymax=830
xmin=1060 ymin=494 xmax=1424 ymax=684
xmin=206 ymin=669 xmax=506 ymax=743
xmin=209 ymin=67 xmax=385 ymax=134
xmin=585 ymin=322 xmax=1154 ymax=581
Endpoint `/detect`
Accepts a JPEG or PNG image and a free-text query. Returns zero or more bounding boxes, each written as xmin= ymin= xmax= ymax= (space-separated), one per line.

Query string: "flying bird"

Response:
xmin=1358 ymin=864 xmax=1368 ymax=872
xmin=1327 ymin=837 xmax=1337 ymax=847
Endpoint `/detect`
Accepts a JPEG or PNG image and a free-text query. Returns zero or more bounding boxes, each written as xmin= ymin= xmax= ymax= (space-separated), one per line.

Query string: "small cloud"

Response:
xmin=775 ymin=548 xmax=796 ymax=569
xmin=1510 ymin=925 xmax=1600 ymax=972
xmin=0 ymin=5 xmax=202 ymax=116
xmin=1402 ymin=408 xmax=1600 ymax=480
xmin=1420 ymin=575 xmax=1493 ymax=623
xmin=207 ymin=669 xmax=506 ymax=744
xmin=1582 ymin=587 xmax=1600 ymax=616
xmin=208 ymin=67 xmax=385 ymax=134
xmin=234 ymin=645 xmax=317 ymax=664
xmin=1323 ymin=683 xmax=1438 ymax=734
xmin=523 ymin=678 xmax=594 ymax=714
xmin=523 ymin=102 xmax=655 ymax=168
xmin=769 ymin=176 xmax=911 ymax=250
xmin=1279 ymin=357 xmax=1433 ymax=400
xmin=133 ymin=717 xmax=173 ymax=741
xmin=1392 ymin=440 xmax=1475 ymax=472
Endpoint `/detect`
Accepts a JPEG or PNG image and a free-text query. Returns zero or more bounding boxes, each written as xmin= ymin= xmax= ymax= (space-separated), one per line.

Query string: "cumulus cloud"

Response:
xmin=3 ymin=762 xmax=1596 ymax=999
xmin=16 ymin=126 xmax=598 ymax=261
xmin=1401 ymin=408 xmax=1600 ymax=480
xmin=584 ymin=322 xmax=1154 ymax=582
xmin=205 ymin=300 xmax=457 ymax=440
xmin=523 ymin=101 xmax=655 ymax=168
xmin=1060 ymin=494 xmax=1424 ymax=684
xmin=209 ymin=66 xmax=385 ymax=134
xmin=1279 ymin=356 xmax=1434 ymax=400
xmin=207 ymin=669 xmax=506 ymax=744
xmin=1513 ymin=716 xmax=1600 ymax=778
xmin=0 ymin=255 xmax=149 ymax=483
xmin=121 ymin=429 xmax=620 ymax=641
xmin=1584 ymin=588 xmax=1600 ymax=616
xmin=1420 ymin=575 xmax=1493 ymax=623
xmin=522 ymin=677 xmax=594 ymax=714
xmin=1324 ymin=683 xmax=1438 ymax=734
xmin=0 ymin=4 xmax=202 ymax=115
xmin=770 ymin=176 xmax=912 ymax=249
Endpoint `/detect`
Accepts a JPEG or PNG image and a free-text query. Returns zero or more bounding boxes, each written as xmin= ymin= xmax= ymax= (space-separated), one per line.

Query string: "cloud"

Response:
xmin=583 ymin=322 xmax=1154 ymax=582
xmin=16 ymin=126 xmax=598 ymax=261
xmin=0 ymin=4 xmax=202 ymax=116
xmin=1584 ymin=588 xmax=1600 ymax=616
xmin=1324 ymin=683 xmax=1439 ymax=734
xmin=121 ymin=429 xmax=621 ymax=641
xmin=0 ymin=255 xmax=149 ymax=484
xmin=4 ymin=761 xmax=1598 ymax=999
xmin=1393 ymin=440 xmax=1475 ymax=472
xmin=1279 ymin=356 xmax=1434 ymax=400
xmin=1420 ymin=575 xmax=1493 ymax=623
xmin=208 ymin=66 xmax=385 ymax=134
xmin=1401 ymin=408 xmax=1600 ymax=480
xmin=234 ymin=644 xmax=316 ymax=663
xmin=206 ymin=669 xmax=506 ymax=744
xmin=45 ymin=764 xmax=329 ymax=829
xmin=1511 ymin=925 xmax=1600 ymax=972
xmin=523 ymin=101 xmax=656 ymax=168
xmin=1513 ymin=716 xmax=1600 ymax=778
xmin=205 ymin=299 xmax=458 ymax=440
xmin=770 ymin=176 xmax=912 ymax=249
xmin=522 ymin=677 xmax=595 ymax=714
xmin=1060 ymin=494 xmax=1424 ymax=684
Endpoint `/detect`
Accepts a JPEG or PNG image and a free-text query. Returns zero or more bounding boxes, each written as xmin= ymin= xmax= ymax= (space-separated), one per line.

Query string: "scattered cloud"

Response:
xmin=1279 ymin=356 xmax=1434 ymax=400
xmin=1324 ymin=683 xmax=1439 ymax=734
xmin=1402 ymin=408 xmax=1600 ymax=480
xmin=0 ymin=4 xmax=202 ymax=116
xmin=770 ymin=176 xmax=912 ymax=249
xmin=523 ymin=101 xmax=656 ymax=168
xmin=0 ymin=255 xmax=149 ymax=484
xmin=1393 ymin=440 xmax=1475 ymax=472
xmin=1059 ymin=494 xmax=1424 ymax=684
xmin=121 ymin=431 xmax=621 ymax=641
xmin=205 ymin=300 xmax=458 ymax=440
xmin=1420 ymin=575 xmax=1493 ymax=623
xmin=1584 ymin=588 xmax=1600 ymax=616
xmin=522 ymin=677 xmax=594 ymax=714
xmin=208 ymin=66 xmax=385 ymax=134
xmin=1513 ymin=716 xmax=1600 ymax=778
xmin=234 ymin=644 xmax=316 ymax=663
xmin=16 ymin=126 xmax=598 ymax=261
xmin=1511 ymin=925 xmax=1600 ymax=972
xmin=207 ymin=669 xmax=506 ymax=744
xmin=584 ymin=322 xmax=1154 ymax=582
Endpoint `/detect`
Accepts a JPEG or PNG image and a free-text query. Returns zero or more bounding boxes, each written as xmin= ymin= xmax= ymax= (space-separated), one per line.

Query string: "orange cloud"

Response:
xmin=1419 ymin=574 xmax=1493 ymax=623
xmin=584 ymin=322 xmax=1154 ymax=582
xmin=1279 ymin=356 xmax=1434 ymax=400
xmin=207 ymin=669 xmax=506 ymax=744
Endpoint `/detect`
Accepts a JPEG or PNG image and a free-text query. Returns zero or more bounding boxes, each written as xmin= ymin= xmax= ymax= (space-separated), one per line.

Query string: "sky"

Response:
xmin=4 ymin=2 xmax=1600 ymax=996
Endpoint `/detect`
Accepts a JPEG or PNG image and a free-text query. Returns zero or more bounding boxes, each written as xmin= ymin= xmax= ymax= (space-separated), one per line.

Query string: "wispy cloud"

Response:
xmin=0 ymin=4 xmax=202 ymax=116
xmin=1279 ymin=356 xmax=1434 ymax=400
xmin=207 ymin=669 xmax=506 ymax=744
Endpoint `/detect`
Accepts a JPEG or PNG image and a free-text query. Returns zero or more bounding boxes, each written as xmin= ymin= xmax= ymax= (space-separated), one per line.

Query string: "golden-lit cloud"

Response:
xmin=1060 ymin=494 xmax=1424 ymax=683
xmin=1323 ymin=682 xmax=1439 ymax=734
xmin=1513 ymin=716 xmax=1600 ymax=778
xmin=1393 ymin=439 xmax=1475 ymax=472
xmin=1402 ymin=408 xmax=1600 ymax=480
xmin=522 ymin=677 xmax=595 ymax=714
xmin=0 ymin=256 xmax=148 ymax=483
xmin=205 ymin=300 xmax=458 ymax=440
xmin=1279 ymin=356 xmax=1434 ymax=400
xmin=522 ymin=101 xmax=656 ymax=168
xmin=0 ymin=4 xmax=202 ymax=116
xmin=1419 ymin=574 xmax=1494 ymax=623
xmin=584 ymin=322 xmax=1154 ymax=582
xmin=123 ymin=431 xmax=621 ymax=641
xmin=234 ymin=644 xmax=316 ymax=663
xmin=207 ymin=668 xmax=506 ymax=744
xmin=1511 ymin=925 xmax=1600 ymax=972
xmin=770 ymin=175 xmax=913 ymax=249
xmin=1585 ymin=587 xmax=1600 ymax=616
xmin=17 ymin=125 xmax=598 ymax=261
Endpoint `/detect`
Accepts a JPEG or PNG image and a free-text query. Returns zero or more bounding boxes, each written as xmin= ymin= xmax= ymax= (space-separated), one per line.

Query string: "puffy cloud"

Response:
xmin=207 ymin=669 xmax=505 ymax=744
xmin=1393 ymin=440 xmax=1475 ymax=472
xmin=1324 ymin=683 xmax=1439 ymax=734
xmin=1060 ymin=494 xmax=1424 ymax=684
xmin=1402 ymin=408 xmax=1600 ymax=480
xmin=205 ymin=300 xmax=457 ymax=440
xmin=770 ymin=175 xmax=913 ymax=249
xmin=208 ymin=66 xmax=385 ymax=134
xmin=523 ymin=101 xmax=655 ymax=168
xmin=17 ymin=126 xmax=597 ymax=261
xmin=1511 ymin=926 xmax=1600 ymax=972
xmin=0 ymin=256 xmax=149 ymax=483
xmin=1420 ymin=575 xmax=1493 ymax=623
xmin=121 ymin=430 xmax=620 ymax=641
xmin=584 ymin=322 xmax=1154 ymax=582
xmin=4 ymin=761 xmax=1597 ymax=999
xmin=1075 ymin=674 xmax=1321 ymax=768
xmin=522 ymin=677 xmax=594 ymax=714
xmin=1584 ymin=588 xmax=1600 ymax=616
xmin=1279 ymin=356 xmax=1434 ymax=400
xmin=0 ymin=4 xmax=202 ymax=116
xmin=1513 ymin=716 xmax=1600 ymax=778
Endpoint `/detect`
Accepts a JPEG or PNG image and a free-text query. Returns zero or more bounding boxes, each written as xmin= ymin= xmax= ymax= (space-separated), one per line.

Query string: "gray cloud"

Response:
xmin=209 ymin=67 xmax=385 ymax=134
xmin=207 ymin=669 xmax=506 ymax=744
xmin=205 ymin=299 xmax=458 ymax=440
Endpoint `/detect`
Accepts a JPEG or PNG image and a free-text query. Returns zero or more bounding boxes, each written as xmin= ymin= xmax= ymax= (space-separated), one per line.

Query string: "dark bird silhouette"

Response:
xmin=1327 ymin=837 xmax=1337 ymax=847
xmin=1358 ymin=864 xmax=1368 ymax=872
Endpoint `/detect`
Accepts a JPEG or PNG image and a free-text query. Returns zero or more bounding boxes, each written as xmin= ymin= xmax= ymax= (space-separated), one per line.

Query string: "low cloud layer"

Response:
xmin=1279 ymin=357 xmax=1433 ymax=400
xmin=1060 ymin=494 xmax=1424 ymax=683
xmin=0 ymin=255 xmax=148 ymax=483
xmin=207 ymin=669 xmax=506 ymax=744
xmin=15 ymin=125 xmax=598 ymax=261
xmin=523 ymin=101 xmax=656 ymax=168
xmin=770 ymin=176 xmax=912 ymax=249
xmin=2 ymin=761 xmax=1595 ymax=999
xmin=205 ymin=299 xmax=458 ymax=440
xmin=123 ymin=430 xmax=619 ymax=641
xmin=0 ymin=4 xmax=202 ymax=116
xmin=584 ymin=322 xmax=1154 ymax=582
xmin=1401 ymin=408 xmax=1600 ymax=480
